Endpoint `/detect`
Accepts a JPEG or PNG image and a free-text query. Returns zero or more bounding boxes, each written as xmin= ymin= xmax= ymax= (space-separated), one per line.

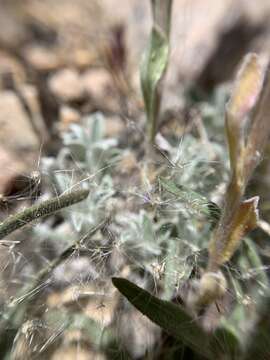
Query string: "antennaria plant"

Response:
xmin=113 ymin=53 xmax=270 ymax=359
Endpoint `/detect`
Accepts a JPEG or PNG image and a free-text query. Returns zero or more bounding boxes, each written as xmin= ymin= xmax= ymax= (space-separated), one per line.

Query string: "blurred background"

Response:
xmin=1 ymin=0 xmax=270 ymax=192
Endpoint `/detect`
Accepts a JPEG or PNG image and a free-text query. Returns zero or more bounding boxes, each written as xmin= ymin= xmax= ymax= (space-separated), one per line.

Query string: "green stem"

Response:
xmin=0 ymin=189 xmax=89 ymax=240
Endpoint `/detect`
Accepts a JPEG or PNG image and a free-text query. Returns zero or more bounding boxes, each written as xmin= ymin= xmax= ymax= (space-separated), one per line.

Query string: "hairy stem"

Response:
xmin=0 ymin=188 xmax=89 ymax=240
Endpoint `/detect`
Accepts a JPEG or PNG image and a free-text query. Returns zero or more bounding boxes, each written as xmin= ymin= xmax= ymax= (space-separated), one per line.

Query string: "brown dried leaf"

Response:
xmin=244 ymin=63 xmax=270 ymax=180
xmin=226 ymin=53 xmax=263 ymax=185
xmin=209 ymin=196 xmax=259 ymax=267
xmin=227 ymin=53 xmax=263 ymax=119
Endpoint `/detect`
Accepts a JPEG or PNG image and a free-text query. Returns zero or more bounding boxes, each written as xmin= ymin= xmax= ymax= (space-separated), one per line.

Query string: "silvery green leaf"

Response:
xmin=86 ymin=112 xmax=105 ymax=145
xmin=162 ymin=239 xmax=181 ymax=300
xmin=94 ymin=138 xmax=118 ymax=151
xmin=70 ymin=210 xmax=84 ymax=232
xmin=142 ymin=213 xmax=155 ymax=243
xmin=54 ymin=173 xmax=73 ymax=193
xmin=63 ymin=123 xmax=84 ymax=144
xmin=159 ymin=177 xmax=221 ymax=226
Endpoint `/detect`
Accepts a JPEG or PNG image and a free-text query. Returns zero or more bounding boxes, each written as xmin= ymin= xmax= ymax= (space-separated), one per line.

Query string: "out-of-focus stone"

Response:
xmin=0 ymin=51 xmax=26 ymax=89
xmin=0 ymin=3 xmax=27 ymax=48
xmin=84 ymin=286 xmax=119 ymax=327
xmin=117 ymin=151 xmax=137 ymax=175
xmin=105 ymin=115 xmax=124 ymax=137
xmin=82 ymin=68 xmax=113 ymax=100
xmin=59 ymin=105 xmax=81 ymax=131
xmin=18 ymin=84 xmax=49 ymax=142
xmin=102 ymin=0 xmax=270 ymax=89
xmin=10 ymin=320 xmax=46 ymax=360
xmin=69 ymin=48 xmax=97 ymax=69
xmin=0 ymin=146 xmax=28 ymax=195
xmin=0 ymin=91 xmax=39 ymax=152
xmin=48 ymin=68 xmax=84 ymax=102
xmin=81 ymin=67 xmax=120 ymax=112
xmin=23 ymin=45 xmax=62 ymax=72
xmin=51 ymin=347 xmax=106 ymax=360
xmin=119 ymin=309 xmax=160 ymax=358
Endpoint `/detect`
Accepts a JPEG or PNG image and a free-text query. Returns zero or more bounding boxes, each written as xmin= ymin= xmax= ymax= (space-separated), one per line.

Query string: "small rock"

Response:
xmin=23 ymin=45 xmax=62 ymax=72
xmin=105 ymin=115 xmax=124 ymax=137
xmin=117 ymin=151 xmax=138 ymax=175
xmin=84 ymin=286 xmax=119 ymax=327
xmin=18 ymin=84 xmax=49 ymax=142
xmin=81 ymin=67 xmax=120 ymax=112
xmin=70 ymin=48 xmax=97 ymax=69
xmin=0 ymin=91 xmax=39 ymax=152
xmin=10 ymin=320 xmax=46 ymax=360
xmin=51 ymin=347 xmax=106 ymax=360
xmin=48 ymin=68 xmax=84 ymax=101
xmin=0 ymin=146 xmax=27 ymax=195
xmin=59 ymin=105 xmax=81 ymax=131
xmin=82 ymin=68 xmax=113 ymax=100
xmin=120 ymin=309 xmax=160 ymax=358
xmin=0 ymin=51 xmax=26 ymax=89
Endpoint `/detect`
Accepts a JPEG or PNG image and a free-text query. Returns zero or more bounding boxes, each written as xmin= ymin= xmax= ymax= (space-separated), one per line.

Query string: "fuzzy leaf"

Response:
xmin=142 ymin=213 xmax=155 ymax=243
xmin=112 ymin=277 xmax=212 ymax=358
xmin=159 ymin=177 xmax=221 ymax=225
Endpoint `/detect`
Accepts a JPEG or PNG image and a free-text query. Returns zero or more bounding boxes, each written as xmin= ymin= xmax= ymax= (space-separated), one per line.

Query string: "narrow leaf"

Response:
xmin=227 ymin=53 xmax=262 ymax=120
xmin=112 ymin=277 xmax=212 ymax=358
xmin=226 ymin=54 xmax=263 ymax=188
xmin=141 ymin=1 xmax=172 ymax=143
xmin=210 ymin=324 xmax=241 ymax=358
xmin=244 ymin=62 xmax=270 ymax=180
